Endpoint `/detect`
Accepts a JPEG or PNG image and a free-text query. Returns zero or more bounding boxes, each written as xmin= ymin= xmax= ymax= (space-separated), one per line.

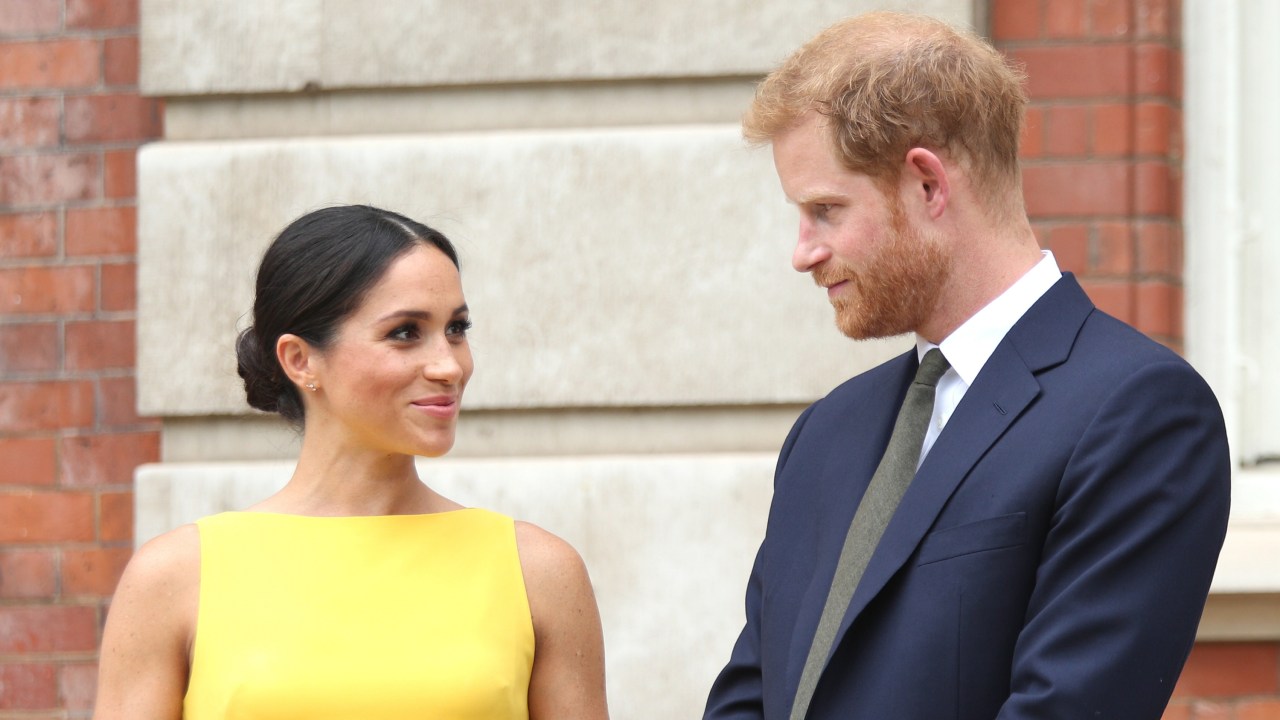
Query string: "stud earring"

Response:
xmin=306 ymin=383 xmax=317 ymax=392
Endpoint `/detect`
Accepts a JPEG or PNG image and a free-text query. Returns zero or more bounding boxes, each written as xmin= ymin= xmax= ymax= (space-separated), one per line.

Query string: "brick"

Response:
xmin=65 ymin=94 xmax=163 ymax=144
xmin=0 ymin=663 xmax=57 ymax=710
xmin=0 ymin=96 xmax=59 ymax=149
xmin=103 ymin=149 xmax=136 ymax=198
xmin=0 ymin=490 xmax=95 ymax=543
xmin=1090 ymin=0 xmax=1133 ymax=38
xmin=1135 ymin=161 xmax=1174 ymax=215
xmin=1188 ymin=702 xmax=1232 ymax=720
xmin=0 ymin=0 xmax=62 ymax=36
xmin=1135 ymin=43 xmax=1174 ymax=95
xmin=1094 ymin=222 xmax=1134 ymax=274
xmin=1137 ymin=222 xmax=1180 ymax=276
xmin=992 ymin=0 xmax=1040 ymax=41
xmin=0 ymin=380 xmax=95 ymax=433
xmin=1135 ymin=280 xmax=1179 ymax=337
xmin=1135 ymin=102 xmax=1174 ymax=155
xmin=103 ymin=35 xmax=139 ymax=86
xmin=1020 ymin=106 xmax=1045 ymax=158
xmin=100 ymin=261 xmax=136 ymax=312
xmin=1168 ymin=164 xmax=1182 ymax=217
xmin=1079 ymin=279 xmax=1134 ymax=322
xmin=1046 ymin=224 xmax=1090 ymax=275
xmin=1237 ymin=699 xmax=1280 ymax=720
xmin=1021 ymin=162 xmax=1133 ymax=217
xmin=1094 ymin=103 xmax=1134 ymax=156
xmin=0 ymin=212 xmax=57 ymax=258
xmin=60 ymin=431 xmax=157 ymax=486
xmin=1046 ymin=0 xmax=1087 ymax=38
xmin=67 ymin=0 xmax=140 ymax=30
xmin=1012 ymin=45 xmax=1133 ymax=98
xmin=88 ymin=419 xmax=151 ymax=480
xmin=60 ymin=662 xmax=98 ymax=711
xmin=1173 ymin=642 xmax=1280 ymax=697
xmin=1169 ymin=47 xmax=1183 ymax=102
xmin=0 ymin=436 xmax=57 ymax=486
xmin=0 ymin=38 xmax=100 ymax=90
xmin=0 ymin=322 xmax=58 ymax=373
xmin=63 ymin=547 xmax=132 ymax=596
xmin=0 ymin=605 xmax=98 ymax=652
xmin=66 ymin=205 xmax=136 ymax=256
xmin=100 ymin=375 xmax=148 ymax=426
xmin=1045 ymin=105 xmax=1091 ymax=157
xmin=0 ymin=153 xmax=99 ymax=207
xmin=1136 ymin=0 xmax=1174 ymax=39
xmin=0 ymin=550 xmax=56 ymax=599
xmin=65 ymin=319 xmax=135 ymax=371
xmin=0 ymin=265 xmax=96 ymax=315
xmin=99 ymin=490 xmax=134 ymax=542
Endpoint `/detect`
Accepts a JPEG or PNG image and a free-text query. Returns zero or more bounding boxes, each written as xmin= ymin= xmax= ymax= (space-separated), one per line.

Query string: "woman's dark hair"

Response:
xmin=236 ymin=204 xmax=459 ymax=425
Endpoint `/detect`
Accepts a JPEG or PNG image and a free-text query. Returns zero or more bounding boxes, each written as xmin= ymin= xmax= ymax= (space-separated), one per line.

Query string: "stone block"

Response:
xmin=137 ymin=125 xmax=907 ymax=416
xmin=141 ymin=0 xmax=976 ymax=95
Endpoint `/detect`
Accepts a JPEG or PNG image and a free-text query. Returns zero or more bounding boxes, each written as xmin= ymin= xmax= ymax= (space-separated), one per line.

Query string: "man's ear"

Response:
xmin=276 ymin=333 xmax=317 ymax=391
xmin=902 ymin=147 xmax=950 ymax=220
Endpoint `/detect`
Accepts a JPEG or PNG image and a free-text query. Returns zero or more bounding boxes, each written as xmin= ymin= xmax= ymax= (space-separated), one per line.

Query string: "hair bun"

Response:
xmin=236 ymin=327 xmax=287 ymax=415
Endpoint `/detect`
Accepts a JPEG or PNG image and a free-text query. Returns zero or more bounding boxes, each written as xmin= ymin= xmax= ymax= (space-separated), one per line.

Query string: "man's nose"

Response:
xmin=792 ymin=219 xmax=832 ymax=273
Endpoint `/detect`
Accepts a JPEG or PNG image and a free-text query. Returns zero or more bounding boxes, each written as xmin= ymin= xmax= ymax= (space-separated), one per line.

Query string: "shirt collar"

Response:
xmin=916 ymin=251 xmax=1063 ymax=386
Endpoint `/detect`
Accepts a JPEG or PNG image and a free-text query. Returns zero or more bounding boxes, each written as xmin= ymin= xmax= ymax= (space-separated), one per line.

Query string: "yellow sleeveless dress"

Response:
xmin=184 ymin=509 xmax=534 ymax=719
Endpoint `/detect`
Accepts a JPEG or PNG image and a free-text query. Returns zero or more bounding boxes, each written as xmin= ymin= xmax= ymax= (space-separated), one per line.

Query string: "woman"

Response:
xmin=95 ymin=205 xmax=609 ymax=719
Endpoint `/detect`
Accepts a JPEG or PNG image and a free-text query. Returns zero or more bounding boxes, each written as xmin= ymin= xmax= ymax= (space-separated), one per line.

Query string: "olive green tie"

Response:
xmin=789 ymin=348 xmax=951 ymax=720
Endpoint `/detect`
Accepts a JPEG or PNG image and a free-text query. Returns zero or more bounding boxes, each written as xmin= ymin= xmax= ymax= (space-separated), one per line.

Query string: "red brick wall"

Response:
xmin=1169 ymin=643 xmax=1280 ymax=718
xmin=0 ymin=0 xmax=160 ymax=716
xmin=995 ymin=0 xmax=1184 ymax=349
xmin=992 ymin=1 xmax=1280 ymax=718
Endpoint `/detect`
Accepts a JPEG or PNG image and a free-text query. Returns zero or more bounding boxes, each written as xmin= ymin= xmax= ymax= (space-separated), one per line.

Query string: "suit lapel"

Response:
xmin=781 ymin=350 xmax=916 ymax=699
xmin=818 ymin=274 xmax=1097 ymax=676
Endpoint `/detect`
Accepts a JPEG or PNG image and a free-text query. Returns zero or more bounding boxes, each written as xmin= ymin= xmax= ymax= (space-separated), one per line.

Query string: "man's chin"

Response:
xmin=834 ymin=306 xmax=911 ymax=341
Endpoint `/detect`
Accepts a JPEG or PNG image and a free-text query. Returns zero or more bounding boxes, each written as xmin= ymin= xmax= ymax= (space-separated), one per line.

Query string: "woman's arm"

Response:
xmin=94 ymin=524 xmax=199 ymax=720
xmin=516 ymin=521 xmax=610 ymax=720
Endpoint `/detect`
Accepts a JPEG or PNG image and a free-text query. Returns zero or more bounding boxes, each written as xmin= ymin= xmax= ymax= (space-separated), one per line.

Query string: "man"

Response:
xmin=705 ymin=11 xmax=1230 ymax=720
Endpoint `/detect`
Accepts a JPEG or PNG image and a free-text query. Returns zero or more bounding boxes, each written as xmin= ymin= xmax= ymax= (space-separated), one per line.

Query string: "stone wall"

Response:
xmin=131 ymin=1 xmax=973 ymax=718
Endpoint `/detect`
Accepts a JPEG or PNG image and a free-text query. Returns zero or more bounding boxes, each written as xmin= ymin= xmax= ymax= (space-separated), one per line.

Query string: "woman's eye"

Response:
xmin=389 ymin=324 xmax=419 ymax=341
xmin=446 ymin=319 xmax=473 ymax=338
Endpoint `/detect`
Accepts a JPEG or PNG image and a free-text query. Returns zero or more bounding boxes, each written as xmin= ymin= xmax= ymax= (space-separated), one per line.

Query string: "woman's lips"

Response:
xmin=411 ymin=396 xmax=458 ymax=419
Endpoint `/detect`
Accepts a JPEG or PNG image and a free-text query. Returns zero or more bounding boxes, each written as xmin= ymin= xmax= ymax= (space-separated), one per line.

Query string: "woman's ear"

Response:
xmin=276 ymin=333 xmax=317 ymax=391
xmin=902 ymin=147 xmax=950 ymax=220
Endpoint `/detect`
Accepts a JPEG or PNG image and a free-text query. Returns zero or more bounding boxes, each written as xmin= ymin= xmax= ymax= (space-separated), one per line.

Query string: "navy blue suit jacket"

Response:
xmin=704 ymin=275 xmax=1231 ymax=720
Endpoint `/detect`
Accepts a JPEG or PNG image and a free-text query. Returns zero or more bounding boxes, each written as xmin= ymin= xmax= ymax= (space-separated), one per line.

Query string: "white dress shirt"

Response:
xmin=916 ymin=251 xmax=1063 ymax=464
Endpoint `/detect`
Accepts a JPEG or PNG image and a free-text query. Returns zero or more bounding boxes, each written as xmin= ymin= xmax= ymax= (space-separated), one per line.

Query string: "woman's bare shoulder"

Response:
xmin=118 ymin=523 xmax=201 ymax=596
xmin=95 ymin=524 xmax=200 ymax=720
xmin=513 ymin=521 xmax=588 ymax=578
xmin=512 ymin=521 xmax=609 ymax=719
